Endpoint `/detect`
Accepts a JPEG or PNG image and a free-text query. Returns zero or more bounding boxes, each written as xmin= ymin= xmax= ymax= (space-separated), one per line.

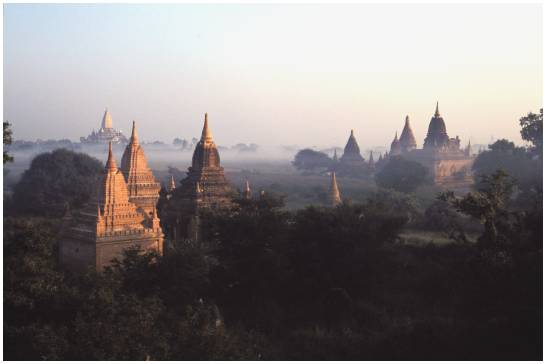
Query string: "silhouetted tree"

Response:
xmin=4 ymin=120 xmax=13 ymax=164
xmin=12 ymin=149 xmax=103 ymax=217
xmin=519 ymin=108 xmax=542 ymax=157
xmin=293 ymin=149 xmax=332 ymax=173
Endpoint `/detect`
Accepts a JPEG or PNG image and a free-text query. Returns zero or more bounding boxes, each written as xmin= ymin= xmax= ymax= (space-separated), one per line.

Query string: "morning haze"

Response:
xmin=3 ymin=3 xmax=542 ymax=148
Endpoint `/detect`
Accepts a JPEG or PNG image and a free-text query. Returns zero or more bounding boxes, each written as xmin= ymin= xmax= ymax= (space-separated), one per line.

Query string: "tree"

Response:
xmin=440 ymin=170 xmax=516 ymax=247
xmin=375 ymin=156 xmax=429 ymax=193
xmin=473 ymin=139 xmax=540 ymax=192
xmin=519 ymin=108 xmax=542 ymax=157
xmin=4 ymin=120 xmax=14 ymax=164
xmin=292 ymin=149 xmax=332 ymax=173
xmin=12 ymin=149 xmax=103 ymax=217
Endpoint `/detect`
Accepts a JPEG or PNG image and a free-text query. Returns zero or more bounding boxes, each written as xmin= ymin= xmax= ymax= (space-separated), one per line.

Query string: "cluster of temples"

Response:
xmin=332 ymin=102 xmax=474 ymax=188
xmin=61 ymin=103 xmax=474 ymax=271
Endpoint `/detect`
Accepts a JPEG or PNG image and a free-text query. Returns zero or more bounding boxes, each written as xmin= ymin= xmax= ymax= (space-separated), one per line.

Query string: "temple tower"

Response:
xmin=328 ymin=172 xmax=342 ymax=207
xmin=390 ymin=132 xmax=402 ymax=155
xmin=59 ymin=142 xmax=164 ymax=271
xmin=121 ymin=121 xmax=161 ymax=216
xmin=340 ymin=129 xmax=364 ymax=164
xmin=399 ymin=115 xmax=417 ymax=152
xmin=162 ymin=113 xmax=234 ymax=242
xmin=424 ymin=102 xmax=449 ymax=149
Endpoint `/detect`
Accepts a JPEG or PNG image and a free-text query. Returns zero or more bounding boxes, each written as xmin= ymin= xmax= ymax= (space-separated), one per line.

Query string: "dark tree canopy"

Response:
xmin=472 ymin=139 xmax=541 ymax=192
xmin=12 ymin=149 xmax=103 ymax=217
xmin=375 ymin=156 xmax=429 ymax=193
xmin=519 ymin=108 xmax=542 ymax=157
xmin=4 ymin=120 xmax=13 ymax=164
xmin=292 ymin=149 xmax=332 ymax=173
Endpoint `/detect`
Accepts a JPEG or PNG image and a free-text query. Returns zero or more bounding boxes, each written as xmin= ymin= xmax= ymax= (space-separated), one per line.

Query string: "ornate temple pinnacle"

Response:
xmin=102 ymin=108 xmax=113 ymax=129
xmin=130 ymin=121 xmax=139 ymax=144
xmin=106 ymin=142 xmax=117 ymax=171
xmin=405 ymin=115 xmax=410 ymax=125
xmin=201 ymin=113 xmax=213 ymax=142
xmin=434 ymin=101 xmax=440 ymax=118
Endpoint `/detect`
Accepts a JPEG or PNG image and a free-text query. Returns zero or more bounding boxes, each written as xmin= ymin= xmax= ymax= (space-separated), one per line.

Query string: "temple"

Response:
xmin=328 ymin=172 xmax=342 ymax=206
xmin=389 ymin=103 xmax=474 ymax=188
xmin=120 ymin=121 xmax=161 ymax=216
xmin=80 ymin=108 xmax=128 ymax=144
xmin=161 ymin=113 xmax=234 ymax=242
xmin=59 ymin=142 xmax=163 ymax=271
xmin=339 ymin=129 xmax=365 ymax=165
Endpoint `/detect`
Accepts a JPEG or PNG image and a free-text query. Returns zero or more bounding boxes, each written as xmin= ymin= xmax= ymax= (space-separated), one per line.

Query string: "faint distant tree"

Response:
xmin=12 ymin=149 xmax=103 ymax=216
xmin=519 ymin=108 xmax=542 ymax=157
xmin=4 ymin=121 xmax=14 ymax=164
xmin=473 ymin=139 xmax=540 ymax=192
xmin=292 ymin=149 xmax=332 ymax=173
xmin=375 ymin=156 xmax=429 ymax=193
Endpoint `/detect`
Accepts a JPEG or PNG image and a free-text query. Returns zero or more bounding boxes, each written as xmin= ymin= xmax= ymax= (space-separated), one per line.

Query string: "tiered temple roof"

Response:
xmin=399 ymin=115 xmax=417 ymax=152
xmin=390 ymin=131 xmax=402 ymax=155
xmin=424 ymin=102 xmax=449 ymax=149
xmin=340 ymin=129 xmax=364 ymax=164
xmin=121 ymin=121 xmax=161 ymax=215
xmin=162 ymin=113 xmax=234 ymax=242
xmin=60 ymin=142 xmax=163 ymax=271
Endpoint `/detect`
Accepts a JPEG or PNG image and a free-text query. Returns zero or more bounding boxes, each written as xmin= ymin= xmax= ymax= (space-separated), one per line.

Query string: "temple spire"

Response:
xmin=102 ymin=108 xmax=113 ymax=129
xmin=434 ymin=101 xmax=440 ymax=118
xmin=328 ymin=172 xmax=342 ymax=207
xmin=368 ymin=151 xmax=374 ymax=164
xmin=106 ymin=142 xmax=117 ymax=171
xmin=130 ymin=121 xmax=139 ymax=144
xmin=169 ymin=175 xmax=176 ymax=191
xmin=243 ymin=179 xmax=252 ymax=199
xmin=393 ymin=131 xmax=398 ymax=141
xmin=201 ymin=113 xmax=213 ymax=142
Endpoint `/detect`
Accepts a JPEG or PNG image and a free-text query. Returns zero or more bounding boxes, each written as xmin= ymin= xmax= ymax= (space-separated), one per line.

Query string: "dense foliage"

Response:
xmin=10 ymin=149 xmax=103 ymax=217
xmin=375 ymin=156 xmax=429 ymax=193
xmin=472 ymin=139 xmax=541 ymax=193
xmin=4 ymin=120 xmax=13 ymax=164
xmin=519 ymin=108 xmax=542 ymax=157
xmin=292 ymin=148 xmax=333 ymax=173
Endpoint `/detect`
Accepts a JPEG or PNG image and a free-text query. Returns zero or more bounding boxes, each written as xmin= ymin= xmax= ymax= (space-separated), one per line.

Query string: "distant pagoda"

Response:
xmin=80 ymin=108 xmax=128 ymax=144
xmin=59 ymin=142 xmax=163 ymax=272
xmin=339 ymin=129 xmax=365 ymax=165
xmin=121 ymin=121 xmax=161 ymax=216
xmin=328 ymin=172 xmax=342 ymax=207
xmin=399 ymin=115 xmax=417 ymax=152
xmin=162 ymin=113 xmax=234 ymax=242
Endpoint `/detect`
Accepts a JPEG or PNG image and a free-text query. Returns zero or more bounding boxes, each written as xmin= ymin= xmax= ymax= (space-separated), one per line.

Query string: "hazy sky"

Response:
xmin=4 ymin=4 xmax=542 ymax=148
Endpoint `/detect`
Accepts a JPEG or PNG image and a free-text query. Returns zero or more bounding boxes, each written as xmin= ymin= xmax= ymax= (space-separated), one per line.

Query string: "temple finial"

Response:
xmin=394 ymin=131 xmax=398 ymax=141
xmin=130 ymin=120 xmax=139 ymax=144
xmin=434 ymin=101 xmax=440 ymax=117
xmin=201 ymin=113 xmax=213 ymax=142
xmin=106 ymin=142 xmax=117 ymax=171
xmin=405 ymin=115 xmax=410 ymax=124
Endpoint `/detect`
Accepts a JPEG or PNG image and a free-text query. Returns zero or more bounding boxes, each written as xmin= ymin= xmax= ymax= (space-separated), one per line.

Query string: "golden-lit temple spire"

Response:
xmin=102 ymin=108 xmax=113 ymax=129
xmin=130 ymin=120 xmax=139 ymax=144
xmin=106 ymin=142 xmax=117 ymax=171
xmin=434 ymin=101 xmax=440 ymax=118
xmin=328 ymin=172 xmax=342 ymax=207
xmin=201 ymin=113 xmax=213 ymax=143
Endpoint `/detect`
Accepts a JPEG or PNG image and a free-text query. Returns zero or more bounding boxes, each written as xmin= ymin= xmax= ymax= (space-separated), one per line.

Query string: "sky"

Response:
xmin=3 ymin=3 xmax=543 ymax=149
